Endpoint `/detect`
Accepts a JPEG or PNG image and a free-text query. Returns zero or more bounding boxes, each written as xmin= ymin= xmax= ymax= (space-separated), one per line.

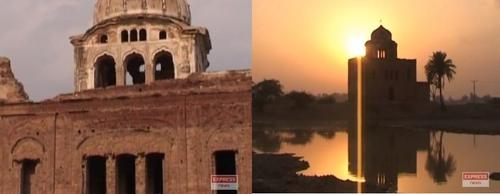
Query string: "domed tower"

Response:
xmin=365 ymin=25 xmax=398 ymax=59
xmin=70 ymin=0 xmax=211 ymax=92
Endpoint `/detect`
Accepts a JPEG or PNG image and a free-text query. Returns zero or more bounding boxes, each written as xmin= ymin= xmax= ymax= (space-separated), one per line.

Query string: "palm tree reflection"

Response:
xmin=425 ymin=131 xmax=456 ymax=184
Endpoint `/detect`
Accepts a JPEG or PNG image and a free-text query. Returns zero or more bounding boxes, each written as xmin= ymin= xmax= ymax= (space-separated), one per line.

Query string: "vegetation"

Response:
xmin=425 ymin=51 xmax=457 ymax=111
xmin=285 ymin=91 xmax=315 ymax=110
xmin=253 ymin=79 xmax=343 ymax=112
xmin=252 ymin=79 xmax=284 ymax=112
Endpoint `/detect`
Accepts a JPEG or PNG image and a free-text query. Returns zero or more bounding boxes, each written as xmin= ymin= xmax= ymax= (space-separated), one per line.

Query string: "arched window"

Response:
xmin=159 ymin=30 xmax=167 ymax=40
xmin=139 ymin=29 xmax=147 ymax=41
xmin=121 ymin=30 xmax=129 ymax=42
xmin=130 ymin=29 xmax=138 ymax=42
xmin=146 ymin=153 xmax=164 ymax=194
xmin=86 ymin=156 xmax=106 ymax=194
xmin=94 ymin=55 xmax=117 ymax=88
xmin=154 ymin=51 xmax=175 ymax=80
xmin=99 ymin=34 xmax=108 ymax=44
xmin=124 ymin=53 xmax=146 ymax=85
xmin=116 ymin=154 xmax=136 ymax=194
xmin=20 ymin=159 xmax=38 ymax=194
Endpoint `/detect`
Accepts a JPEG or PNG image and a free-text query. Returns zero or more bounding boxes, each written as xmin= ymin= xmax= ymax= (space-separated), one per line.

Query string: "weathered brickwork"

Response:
xmin=0 ymin=71 xmax=252 ymax=194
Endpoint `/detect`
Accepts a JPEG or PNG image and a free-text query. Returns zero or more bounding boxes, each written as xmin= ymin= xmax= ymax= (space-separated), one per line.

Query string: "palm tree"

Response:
xmin=425 ymin=51 xmax=457 ymax=111
xmin=425 ymin=67 xmax=438 ymax=102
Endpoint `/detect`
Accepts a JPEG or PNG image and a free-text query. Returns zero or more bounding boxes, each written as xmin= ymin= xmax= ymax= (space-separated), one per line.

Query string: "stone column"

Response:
xmin=106 ymin=155 xmax=116 ymax=194
xmin=136 ymin=153 xmax=146 ymax=194
xmin=145 ymin=62 xmax=155 ymax=84
xmin=145 ymin=55 xmax=155 ymax=84
xmin=116 ymin=61 xmax=125 ymax=86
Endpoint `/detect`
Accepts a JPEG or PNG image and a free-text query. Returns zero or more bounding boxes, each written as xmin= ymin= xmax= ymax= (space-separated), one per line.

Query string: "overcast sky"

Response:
xmin=0 ymin=0 xmax=251 ymax=101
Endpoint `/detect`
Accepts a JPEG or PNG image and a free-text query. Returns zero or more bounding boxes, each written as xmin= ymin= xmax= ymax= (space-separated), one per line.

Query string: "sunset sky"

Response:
xmin=253 ymin=0 xmax=500 ymax=98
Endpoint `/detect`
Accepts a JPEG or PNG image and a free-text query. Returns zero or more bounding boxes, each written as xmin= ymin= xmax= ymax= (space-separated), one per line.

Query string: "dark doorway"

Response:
xmin=86 ymin=156 xmax=106 ymax=194
xmin=388 ymin=87 xmax=395 ymax=101
xmin=214 ymin=151 xmax=237 ymax=194
xmin=95 ymin=55 xmax=116 ymax=88
xmin=154 ymin=51 xmax=175 ymax=81
xmin=20 ymin=159 xmax=37 ymax=194
xmin=124 ymin=53 xmax=146 ymax=85
xmin=116 ymin=155 xmax=136 ymax=194
xmin=146 ymin=153 xmax=164 ymax=194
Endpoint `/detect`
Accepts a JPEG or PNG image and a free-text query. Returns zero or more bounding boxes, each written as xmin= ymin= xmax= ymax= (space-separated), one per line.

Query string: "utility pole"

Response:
xmin=471 ymin=80 xmax=478 ymax=104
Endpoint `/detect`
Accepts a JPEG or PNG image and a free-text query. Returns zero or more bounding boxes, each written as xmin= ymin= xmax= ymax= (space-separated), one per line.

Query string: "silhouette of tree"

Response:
xmin=425 ymin=66 xmax=439 ymax=102
xmin=286 ymin=91 xmax=315 ymax=110
xmin=425 ymin=131 xmax=456 ymax=184
xmin=317 ymin=94 xmax=337 ymax=104
xmin=253 ymin=79 xmax=284 ymax=112
xmin=425 ymin=51 xmax=456 ymax=111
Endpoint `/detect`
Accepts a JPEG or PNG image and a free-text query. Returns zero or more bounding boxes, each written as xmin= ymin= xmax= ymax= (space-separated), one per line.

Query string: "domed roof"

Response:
xmin=93 ymin=0 xmax=191 ymax=25
xmin=371 ymin=25 xmax=392 ymax=40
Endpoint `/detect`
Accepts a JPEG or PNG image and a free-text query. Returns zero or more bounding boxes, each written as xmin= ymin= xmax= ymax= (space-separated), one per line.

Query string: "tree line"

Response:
xmin=252 ymin=79 xmax=342 ymax=112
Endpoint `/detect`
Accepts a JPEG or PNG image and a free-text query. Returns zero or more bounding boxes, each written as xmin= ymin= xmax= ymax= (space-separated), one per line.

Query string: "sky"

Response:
xmin=253 ymin=0 xmax=500 ymax=98
xmin=0 ymin=0 xmax=251 ymax=101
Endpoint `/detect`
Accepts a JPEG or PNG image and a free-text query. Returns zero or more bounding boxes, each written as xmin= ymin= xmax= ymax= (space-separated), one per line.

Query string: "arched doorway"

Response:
xmin=153 ymin=51 xmax=175 ymax=80
xmin=124 ymin=53 xmax=146 ymax=85
xmin=94 ymin=55 xmax=116 ymax=88
xmin=388 ymin=86 xmax=395 ymax=101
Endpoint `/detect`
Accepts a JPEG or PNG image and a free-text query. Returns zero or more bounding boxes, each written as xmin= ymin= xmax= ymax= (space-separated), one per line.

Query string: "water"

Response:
xmin=253 ymin=126 xmax=500 ymax=192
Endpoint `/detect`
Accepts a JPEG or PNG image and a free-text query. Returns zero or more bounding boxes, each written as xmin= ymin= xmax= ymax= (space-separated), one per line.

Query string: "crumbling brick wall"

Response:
xmin=0 ymin=71 xmax=251 ymax=194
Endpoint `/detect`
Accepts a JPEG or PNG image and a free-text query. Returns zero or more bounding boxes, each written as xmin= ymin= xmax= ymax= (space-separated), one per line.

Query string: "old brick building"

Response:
xmin=348 ymin=26 xmax=430 ymax=111
xmin=0 ymin=0 xmax=251 ymax=194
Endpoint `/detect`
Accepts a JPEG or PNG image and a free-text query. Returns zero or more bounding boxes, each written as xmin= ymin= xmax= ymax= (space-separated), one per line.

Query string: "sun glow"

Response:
xmin=347 ymin=34 xmax=366 ymax=57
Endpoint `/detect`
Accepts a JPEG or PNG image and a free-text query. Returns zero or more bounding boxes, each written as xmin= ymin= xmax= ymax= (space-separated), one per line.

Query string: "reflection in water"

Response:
xmin=253 ymin=126 xmax=500 ymax=192
xmin=425 ymin=131 xmax=456 ymax=184
xmin=348 ymin=125 xmax=430 ymax=192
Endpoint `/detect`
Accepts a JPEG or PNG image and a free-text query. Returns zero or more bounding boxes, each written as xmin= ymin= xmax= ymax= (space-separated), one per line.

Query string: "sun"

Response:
xmin=346 ymin=34 xmax=366 ymax=57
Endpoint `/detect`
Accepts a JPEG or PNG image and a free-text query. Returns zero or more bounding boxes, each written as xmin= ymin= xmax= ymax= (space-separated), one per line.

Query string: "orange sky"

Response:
xmin=253 ymin=0 xmax=500 ymax=98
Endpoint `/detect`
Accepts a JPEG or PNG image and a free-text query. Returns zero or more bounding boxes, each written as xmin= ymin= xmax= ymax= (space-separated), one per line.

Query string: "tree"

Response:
xmin=425 ymin=51 xmax=457 ymax=111
xmin=317 ymin=93 xmax=337 ymax=104
xmin=252 ymin=79 xmax=284 ymax=112
xmin=426 ymin=131 xmax=456 ymax=184
xmin=285 ymin=91 xmax=315 ymax=110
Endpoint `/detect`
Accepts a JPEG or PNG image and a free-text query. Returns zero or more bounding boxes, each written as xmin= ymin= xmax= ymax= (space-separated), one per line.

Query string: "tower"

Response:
xmin=364 ymin=25 xmax=398 ymax=60
xmin=348 ymin=25 xmax=429 ymax=111
xmin=70 ymin=0 xmax=211 ymax=92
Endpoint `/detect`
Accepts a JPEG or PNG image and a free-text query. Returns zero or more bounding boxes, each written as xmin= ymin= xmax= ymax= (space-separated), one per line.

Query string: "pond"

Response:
xmin=253 ymin=126 xmax=500 ymax=192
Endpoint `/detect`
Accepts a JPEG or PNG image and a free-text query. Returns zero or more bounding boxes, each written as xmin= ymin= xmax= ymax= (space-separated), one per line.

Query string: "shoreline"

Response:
xmin=254 ymin=118 xmax=500 ymax=134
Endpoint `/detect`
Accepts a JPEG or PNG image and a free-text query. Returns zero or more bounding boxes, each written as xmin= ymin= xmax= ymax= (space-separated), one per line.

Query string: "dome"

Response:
xmin=93 ymin=0 xmax=191 ymax=25
xmin=371 ymin=25 xmax=392 ymax=40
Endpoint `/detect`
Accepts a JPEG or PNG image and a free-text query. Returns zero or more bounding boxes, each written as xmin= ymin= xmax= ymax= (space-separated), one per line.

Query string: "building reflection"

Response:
xmin=348 ymin=123 xmax=430 ymax=192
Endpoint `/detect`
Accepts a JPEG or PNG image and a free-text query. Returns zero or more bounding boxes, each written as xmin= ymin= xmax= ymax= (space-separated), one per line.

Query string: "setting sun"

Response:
xmin=346 ymin=34 xmax=366 ymax=57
